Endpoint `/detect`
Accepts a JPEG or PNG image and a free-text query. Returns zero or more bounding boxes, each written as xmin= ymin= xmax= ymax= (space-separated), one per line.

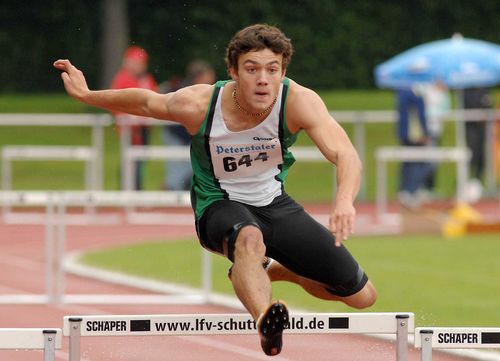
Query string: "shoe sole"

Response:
xmin=258 ymin=301 xmax=289 ymax=356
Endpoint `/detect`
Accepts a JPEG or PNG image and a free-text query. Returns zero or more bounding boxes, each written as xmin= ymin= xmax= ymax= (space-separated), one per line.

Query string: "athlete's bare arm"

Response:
xmin=286 ymin=81 xmax=362 ymax=246
xmin=53 ymin=59 xmax=211 ymax=134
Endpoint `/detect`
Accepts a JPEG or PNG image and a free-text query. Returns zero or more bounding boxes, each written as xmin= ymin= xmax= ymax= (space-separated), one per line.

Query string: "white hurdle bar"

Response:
xmin=64 ymin=312 xmax=414 ymax=361
xmin=0 ymin=328 xmax=62 ymax=361
xmin=415 ymin=327 xmax=500 ymax=361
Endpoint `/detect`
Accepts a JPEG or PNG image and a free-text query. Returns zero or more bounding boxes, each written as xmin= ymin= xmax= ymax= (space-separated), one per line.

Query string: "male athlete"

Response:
xmin=54 ymin=24 xmax=377 ymax=356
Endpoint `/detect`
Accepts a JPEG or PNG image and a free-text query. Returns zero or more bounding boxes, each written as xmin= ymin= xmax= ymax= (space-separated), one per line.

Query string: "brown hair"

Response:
xmin=225 ymin=24 xmax=293 ymax=72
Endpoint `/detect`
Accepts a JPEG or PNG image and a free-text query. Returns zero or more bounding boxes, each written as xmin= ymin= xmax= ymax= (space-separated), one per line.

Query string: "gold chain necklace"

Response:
xmin=232 ymin=88 xmax=277 ymax=117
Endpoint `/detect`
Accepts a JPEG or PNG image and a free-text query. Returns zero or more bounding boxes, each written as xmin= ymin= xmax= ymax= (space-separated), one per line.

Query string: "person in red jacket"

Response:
xmin=111 ymin=46 xmax=158 ymax=190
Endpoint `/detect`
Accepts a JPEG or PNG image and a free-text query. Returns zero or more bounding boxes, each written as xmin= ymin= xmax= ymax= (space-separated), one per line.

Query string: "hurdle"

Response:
xmin=63 ymin=312 xmax=414 ymax=361
xmin=0 ymin=113 xmax=111 ymax=224
xmin=0 ymin=328 xmax=62 ymax=361
xmin=415 ymin=327 xmax=500 ymax=361
xmin=375 ymin=146 xmax=471 ymax=220
xmin=0 ymin=190 xmax=206 ymax=305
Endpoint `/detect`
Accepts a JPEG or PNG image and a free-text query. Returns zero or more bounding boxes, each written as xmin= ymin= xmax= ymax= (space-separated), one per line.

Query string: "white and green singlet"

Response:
xmin=190 ymin=77 xmax=298 ymax=220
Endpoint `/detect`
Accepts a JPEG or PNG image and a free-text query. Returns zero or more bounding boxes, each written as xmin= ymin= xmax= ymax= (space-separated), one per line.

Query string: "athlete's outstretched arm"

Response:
xmin=53 ymin=59 xmax=210 ymax=133
xmin=54 ymin=59 xmax=173 ymax=117
xmin=287 ymin=83 xmax=362 ymax=246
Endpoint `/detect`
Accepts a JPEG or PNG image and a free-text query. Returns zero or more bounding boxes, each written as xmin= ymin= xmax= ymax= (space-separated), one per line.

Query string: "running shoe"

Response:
xmin=257 ymin=300 xmax=289 ymax=356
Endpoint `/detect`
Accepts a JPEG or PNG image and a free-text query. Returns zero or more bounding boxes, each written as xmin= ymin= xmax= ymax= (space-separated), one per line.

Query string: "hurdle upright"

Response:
xmin=64 ymin=312 xmax=414 ymax=361
xmin=415 ymin=327 xmax=500 ymax=361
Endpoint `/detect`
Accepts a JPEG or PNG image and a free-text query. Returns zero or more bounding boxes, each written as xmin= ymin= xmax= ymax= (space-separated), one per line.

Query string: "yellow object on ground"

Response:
xmin=442 ymin=202 xmax=483 ymax=238
xmin=442 ymin=219 xmax=467 ymax=238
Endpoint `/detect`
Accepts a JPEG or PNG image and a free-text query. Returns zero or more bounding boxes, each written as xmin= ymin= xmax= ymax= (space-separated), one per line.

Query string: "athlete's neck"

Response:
xmin=222 ymin=83 xmax=273 ymax=131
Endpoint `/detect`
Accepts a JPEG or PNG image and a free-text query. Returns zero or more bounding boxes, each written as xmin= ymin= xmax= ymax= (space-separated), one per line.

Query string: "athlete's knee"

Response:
xmin=234 ymin=225 xmax=265 ymax=258
xmin=344 ymin=282 xmax=377 ymax=309
xmin=224 ymin=221 xmax=263 ymax=261
xmin=323 ymin=267 xmax=377 ymax=308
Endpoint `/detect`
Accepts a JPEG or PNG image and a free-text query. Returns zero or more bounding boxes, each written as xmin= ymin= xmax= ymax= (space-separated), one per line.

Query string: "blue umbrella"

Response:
xmin=374 ymin=34 xmax=500 ymax=89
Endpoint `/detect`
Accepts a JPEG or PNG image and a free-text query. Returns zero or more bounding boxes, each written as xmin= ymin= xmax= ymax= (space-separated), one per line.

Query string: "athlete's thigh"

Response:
xmin=197 ymin=199 xmax=262 ymax=260
xmin=266 ymin=195 xmax=367 ymax=297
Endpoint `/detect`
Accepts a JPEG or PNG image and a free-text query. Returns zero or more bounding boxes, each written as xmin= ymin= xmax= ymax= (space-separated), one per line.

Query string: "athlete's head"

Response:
xmin=226 ymin=25 xmax=293 ymax=115
xmin=225 ymin=24 xmax=293 ymax=74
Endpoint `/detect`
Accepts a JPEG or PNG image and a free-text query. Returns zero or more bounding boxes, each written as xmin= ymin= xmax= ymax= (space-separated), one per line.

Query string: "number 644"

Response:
xmin=222 ymin=152 xmax=269 ymax=172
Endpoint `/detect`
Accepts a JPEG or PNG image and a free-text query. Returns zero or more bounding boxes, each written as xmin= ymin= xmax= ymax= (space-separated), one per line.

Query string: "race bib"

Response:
xmin=210 ymin=138 xmax=283 ymax=180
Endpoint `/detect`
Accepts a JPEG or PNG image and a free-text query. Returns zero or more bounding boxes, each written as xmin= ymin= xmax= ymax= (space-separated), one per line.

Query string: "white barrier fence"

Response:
xmin=116 ymin=108 xmax=499 ymax=198
xmin=63 ymin=313 xmax=413 ymax=361
xmin=1 ymin=110 xmax=498 ymax=205
xmin=0 ymin=328 xmax=62 ymax=361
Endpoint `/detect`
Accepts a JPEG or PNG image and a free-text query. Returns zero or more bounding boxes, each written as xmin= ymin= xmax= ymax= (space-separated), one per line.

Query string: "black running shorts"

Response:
xmin=196 ymin=193 xmax=368 ymax=297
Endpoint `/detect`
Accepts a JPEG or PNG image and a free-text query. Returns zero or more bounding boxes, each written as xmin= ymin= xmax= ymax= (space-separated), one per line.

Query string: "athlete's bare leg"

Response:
xmin=268 ymin=260 xmax=377 ymax=309
xmin=230 ymin=225 xmax=272 ymax=320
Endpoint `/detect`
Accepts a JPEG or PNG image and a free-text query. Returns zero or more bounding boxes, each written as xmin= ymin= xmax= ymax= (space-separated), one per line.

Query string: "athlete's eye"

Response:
xmin=247 ymin=68 xmax=256 ymax=74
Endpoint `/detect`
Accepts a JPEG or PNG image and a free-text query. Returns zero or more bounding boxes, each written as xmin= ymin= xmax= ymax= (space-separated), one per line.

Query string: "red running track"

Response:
xmin=0 ymin=204 xmax=481 ymax=361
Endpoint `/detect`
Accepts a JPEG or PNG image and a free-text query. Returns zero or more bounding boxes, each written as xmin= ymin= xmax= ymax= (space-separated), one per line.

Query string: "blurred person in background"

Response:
xmin=420 ymin=79 xmax=451 ymax=198
xmin=396 ymin=87 xmax=432 ymax=208
xmin=111 ymin=46 xmax=158 ymax=190
xmin=463 ymin=87 xmax=492 ymax=201
xmin=160 ymin=60 xmax=215 ymax=190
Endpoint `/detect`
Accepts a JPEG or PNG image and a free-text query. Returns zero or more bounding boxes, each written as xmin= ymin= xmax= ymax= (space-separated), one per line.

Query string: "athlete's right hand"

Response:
xmin=53 ymin=59 xmax=90 ymax=100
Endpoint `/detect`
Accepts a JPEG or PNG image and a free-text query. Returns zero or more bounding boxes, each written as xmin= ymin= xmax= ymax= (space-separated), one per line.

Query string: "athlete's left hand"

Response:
xmin=329 ymin=201 xmax=355 ymax=247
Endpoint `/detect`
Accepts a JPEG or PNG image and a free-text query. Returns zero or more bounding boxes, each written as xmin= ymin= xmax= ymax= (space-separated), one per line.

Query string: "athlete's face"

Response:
xmin=230 ymin=48 xmax=285 ymax=113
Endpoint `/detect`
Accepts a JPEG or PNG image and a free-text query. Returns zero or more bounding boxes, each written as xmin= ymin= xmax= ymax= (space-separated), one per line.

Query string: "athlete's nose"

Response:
xmin=256 ymin=69 xmax=269 ymax=86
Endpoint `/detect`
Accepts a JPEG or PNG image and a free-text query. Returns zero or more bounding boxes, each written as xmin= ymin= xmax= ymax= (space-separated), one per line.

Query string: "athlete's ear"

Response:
xmin=229 ymin=66 xmax=238 ymax=81
xmin=281 ymin=69 xmax=286 ymax=80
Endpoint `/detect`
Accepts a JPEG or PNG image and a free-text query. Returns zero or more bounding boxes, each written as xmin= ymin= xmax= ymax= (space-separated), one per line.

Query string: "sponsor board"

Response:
xmin=63 ymin=313 xmax=414 ymax=337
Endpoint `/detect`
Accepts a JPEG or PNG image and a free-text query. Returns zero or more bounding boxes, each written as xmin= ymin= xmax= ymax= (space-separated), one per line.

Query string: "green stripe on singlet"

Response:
xmin=275 ymin=77 xmax=299 ymax=185
xmin=190 ymin=80 xmax=229 ymax=220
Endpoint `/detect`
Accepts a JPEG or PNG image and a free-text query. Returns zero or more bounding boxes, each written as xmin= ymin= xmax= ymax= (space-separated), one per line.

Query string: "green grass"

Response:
xmin=79 ymin=234 xmax=500 ymax=327
xmin=0 ymin=94 xmax=95 ymax=113
xmin=318 ymin=89 xmax=396 ymax=110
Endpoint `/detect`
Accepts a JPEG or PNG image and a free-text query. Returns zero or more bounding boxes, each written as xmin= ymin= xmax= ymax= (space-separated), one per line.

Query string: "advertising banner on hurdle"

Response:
xmin=415 ymin=327 xmax=500 ymax=349
xmin=64 ymin=312 xmax=414 ymax=337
